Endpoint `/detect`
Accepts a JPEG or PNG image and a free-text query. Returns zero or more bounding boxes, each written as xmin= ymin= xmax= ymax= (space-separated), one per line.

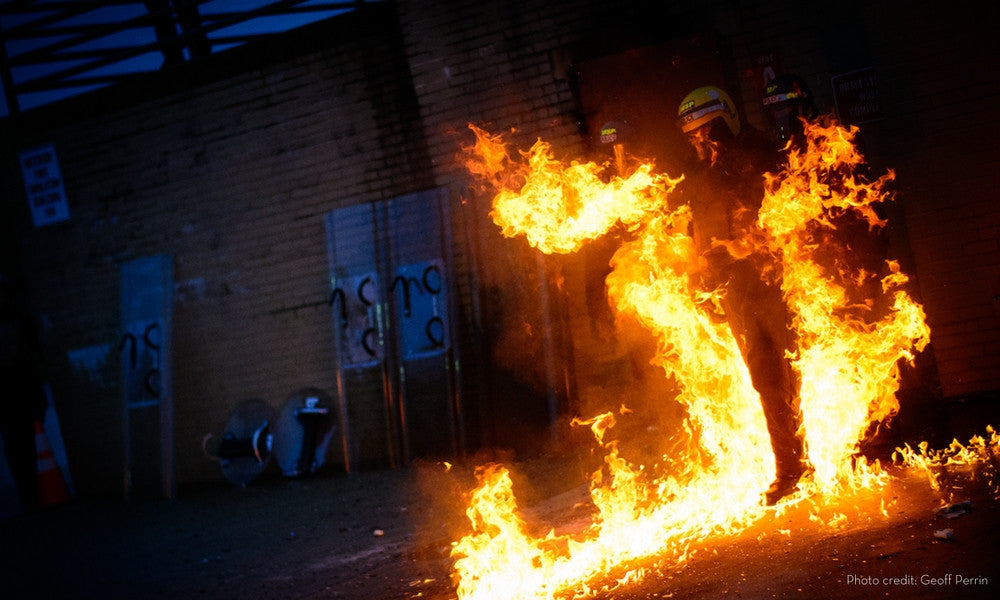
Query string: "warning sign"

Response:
xmin=832 ymin=67 xmax=882 ymax=126
xmin=19 ymin=144 xmax=70 ymax=227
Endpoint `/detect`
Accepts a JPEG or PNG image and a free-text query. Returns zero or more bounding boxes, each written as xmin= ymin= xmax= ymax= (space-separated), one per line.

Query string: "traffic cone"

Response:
xmin=35 ymin=421 xmax=71 ymax=507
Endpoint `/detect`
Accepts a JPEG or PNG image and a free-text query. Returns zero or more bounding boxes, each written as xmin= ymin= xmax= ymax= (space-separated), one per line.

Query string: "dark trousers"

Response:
xmin=721 ymin=258 xmax=805 ymax=479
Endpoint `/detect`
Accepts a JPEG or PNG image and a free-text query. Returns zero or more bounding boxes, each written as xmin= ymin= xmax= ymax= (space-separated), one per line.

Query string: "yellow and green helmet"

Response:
xmin=677 ymin=86 xmax=740 ymax=137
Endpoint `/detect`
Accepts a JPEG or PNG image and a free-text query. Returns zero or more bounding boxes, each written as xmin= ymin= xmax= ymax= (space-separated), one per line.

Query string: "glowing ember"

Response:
xmin=451 ymin=121 xmax=989 ymax=600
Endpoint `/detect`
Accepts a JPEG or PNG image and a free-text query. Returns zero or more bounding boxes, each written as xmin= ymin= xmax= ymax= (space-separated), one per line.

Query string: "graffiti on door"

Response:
xmin=119 ymin=321 xmax=162 ymax=405
xmin=328 ymin=272 xmax=383 ymax=367
xmin=394 ymin=259 xmax=448 ymax=359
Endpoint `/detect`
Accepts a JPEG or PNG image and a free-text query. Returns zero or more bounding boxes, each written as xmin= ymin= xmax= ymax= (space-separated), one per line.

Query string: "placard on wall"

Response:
xmin=832 ymin=67 xmax=882 ymax=126
xmin=18 ymin=143 xmax=70 ymax=227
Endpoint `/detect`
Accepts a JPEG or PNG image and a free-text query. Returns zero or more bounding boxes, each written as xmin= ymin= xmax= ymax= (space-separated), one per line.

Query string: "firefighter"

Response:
xmin=761 ymin=74 xmax=818 ymax=145
xmin=676 ymin=85 xmax=808 ymax=504
xmin=583 ymin=119 xmax=633 ymax=343
xmin=763 ymin=74 xmax=890 ymax=329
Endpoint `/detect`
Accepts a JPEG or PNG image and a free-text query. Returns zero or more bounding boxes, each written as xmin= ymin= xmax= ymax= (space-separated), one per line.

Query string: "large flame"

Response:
xmin=757 ymin=120 xmax=930 ymax=489
xmin=450 ymin=121 xmax=983 ymax=599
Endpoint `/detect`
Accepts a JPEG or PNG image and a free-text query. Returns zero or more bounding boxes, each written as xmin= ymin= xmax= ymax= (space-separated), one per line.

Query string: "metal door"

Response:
xmin=119 ymin=254 xmax=174 ymax=500
xmin=325 ymin=189 xmax=462 ymax=470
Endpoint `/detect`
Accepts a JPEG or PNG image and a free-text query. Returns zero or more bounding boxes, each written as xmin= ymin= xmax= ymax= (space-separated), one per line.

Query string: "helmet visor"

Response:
xmin=765 ymin=103 xmax=800 ymax=142
xmin=678 ymin=99 xmax=726 ymax=133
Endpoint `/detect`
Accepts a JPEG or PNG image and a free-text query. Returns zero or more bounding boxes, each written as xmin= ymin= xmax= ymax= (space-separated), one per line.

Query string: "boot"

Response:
xmin=763 ymin=474 xmax=801 ymax=505
xmin=763 ymin=460 xmax=810 ymax=505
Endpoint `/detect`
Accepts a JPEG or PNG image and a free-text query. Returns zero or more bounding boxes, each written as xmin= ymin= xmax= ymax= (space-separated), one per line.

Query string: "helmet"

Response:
xmin=762 ymin=74 xmax=816 ymax=142
xmin=598 ymin=119 xmax=632 ymax=147
xmin=597 ymin=119 xmax=633 ymax=176
xmin=677 ymin=86 xmax=740 ymax=137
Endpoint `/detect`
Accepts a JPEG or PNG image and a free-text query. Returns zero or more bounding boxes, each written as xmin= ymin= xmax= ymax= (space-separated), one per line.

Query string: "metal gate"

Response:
xmin=325 ymin=189 xmax=462 ymax=470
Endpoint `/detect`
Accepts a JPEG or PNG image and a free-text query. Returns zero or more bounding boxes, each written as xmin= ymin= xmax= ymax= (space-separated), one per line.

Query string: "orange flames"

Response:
xmin=451 ymin=121 xmax=989 ymax=599
xmin=757 ymin=120 xmax=929 ymax=490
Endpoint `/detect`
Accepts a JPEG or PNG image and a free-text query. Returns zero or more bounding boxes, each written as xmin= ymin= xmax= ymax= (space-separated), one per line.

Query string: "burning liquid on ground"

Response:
xmin=452 ymin=120 xmax=999 ymax=599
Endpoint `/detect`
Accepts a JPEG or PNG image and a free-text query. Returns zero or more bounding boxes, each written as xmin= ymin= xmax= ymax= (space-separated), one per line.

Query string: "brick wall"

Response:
xmin=858 ymin=1 xmax=1000 ymax=397
xmin=3 ymin=0 xmax=999 ymax=494
xmin=2 ymin=5 xmax=437 ymax=492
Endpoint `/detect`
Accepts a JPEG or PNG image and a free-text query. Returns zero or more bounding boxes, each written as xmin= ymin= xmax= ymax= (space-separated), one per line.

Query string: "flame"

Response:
xmin=757 ymin=121 xmax=930 ymax=490
xmin=894 ymin=425 xmax=1000 ymax=495
xmin=468 ymin=124 xmax=681 ymax=254
xmin=451 ymin=121 xmax=987 ymax=599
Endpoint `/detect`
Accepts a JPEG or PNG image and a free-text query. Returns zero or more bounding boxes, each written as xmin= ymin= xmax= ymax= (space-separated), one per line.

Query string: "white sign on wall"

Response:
xmin=832 ymin=67 xmax=882 ymax=126
xmin=19 ymin=143 xmax=70 ymax=227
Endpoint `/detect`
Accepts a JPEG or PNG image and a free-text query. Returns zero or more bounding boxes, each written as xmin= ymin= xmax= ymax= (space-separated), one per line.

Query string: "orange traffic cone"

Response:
xmin=35 ymin=421 xmax=71 ymax=507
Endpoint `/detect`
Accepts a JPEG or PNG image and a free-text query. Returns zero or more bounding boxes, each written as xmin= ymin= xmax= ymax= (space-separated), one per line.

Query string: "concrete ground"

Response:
xmin=0 ymin=463 xmax=460 ymax=600
xmin=1 ymin=444 xmax=999 ymax=600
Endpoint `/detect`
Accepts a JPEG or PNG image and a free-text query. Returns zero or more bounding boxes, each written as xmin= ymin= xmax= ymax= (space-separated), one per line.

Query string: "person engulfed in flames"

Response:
xmin=454 ymin=73 xmax=941 ymax=598
xmin=675 ymin=79 xmax=817 ymax=504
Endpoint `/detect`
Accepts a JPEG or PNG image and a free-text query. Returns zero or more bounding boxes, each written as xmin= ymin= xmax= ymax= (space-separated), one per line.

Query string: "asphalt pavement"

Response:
xmin=1 ymin=451 xmax=998 ymax=600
